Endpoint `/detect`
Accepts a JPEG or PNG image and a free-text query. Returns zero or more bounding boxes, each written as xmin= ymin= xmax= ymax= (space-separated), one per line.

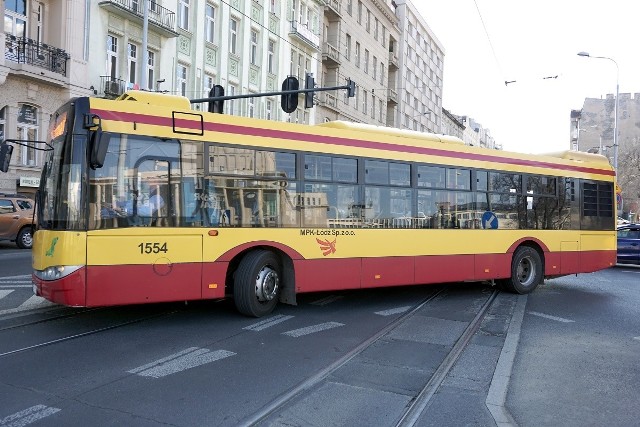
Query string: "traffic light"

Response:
xmin=281 ymin=76 xmax=299 ymax=114
xmin=346 ymin=79 xmax=356 ymax=97
xmin=208 ymin=84 xmax=224 ymax=113
xmin=0 ymin=144 xmax=13 ymax=173
xmin=304 ymin=73 xmax=315 ymax=109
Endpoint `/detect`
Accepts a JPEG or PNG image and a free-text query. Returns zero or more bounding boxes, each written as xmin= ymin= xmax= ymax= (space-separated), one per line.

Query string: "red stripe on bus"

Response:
xmin=33 ymin=249 xmax=616 ymax=307
xmin=91 ymin=108 xmax=615 ymax=177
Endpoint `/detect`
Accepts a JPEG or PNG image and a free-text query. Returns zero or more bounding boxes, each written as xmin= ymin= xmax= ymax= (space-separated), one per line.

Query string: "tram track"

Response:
xmin=0 ymin=308 xmax=181 ymax=358
xmin=241 ymin=287 xmax=500 ymax=427
xmin=0 ymin=307 xmax=105 ymax=332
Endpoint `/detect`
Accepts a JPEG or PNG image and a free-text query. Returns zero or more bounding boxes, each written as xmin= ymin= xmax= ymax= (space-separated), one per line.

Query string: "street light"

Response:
xmin=577 ymin=51 xmax=619 ymax=171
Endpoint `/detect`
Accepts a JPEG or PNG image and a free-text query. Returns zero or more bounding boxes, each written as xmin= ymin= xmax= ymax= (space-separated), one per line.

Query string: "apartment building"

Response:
xmin=317 ymin=0 xmax=399 ymax=126
xmin=393 ymin=0 xmax=444 ymax=134
xmin=0 ymin=0 xmax=89 ymax=195
xmin=169 ymin=0 xmax=321 ymax=124
xmin=92 ymin=0 xmax=179 ymax=98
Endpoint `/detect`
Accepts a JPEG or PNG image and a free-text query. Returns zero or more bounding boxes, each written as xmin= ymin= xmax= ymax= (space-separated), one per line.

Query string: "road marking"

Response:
xmin=0 ymin=283 xmax=32 ymax=286
xmin=18 ymin=295 xmax=49 ymax=309
xmin=0 ymin=404 xmax=61 ymax=426
xmin=633 ymin=336 xmax=640 ymax=342
xmin=375 ymin=306 xmax=411 ymax=316
xmin=310 ymin=295 xmax=343 ymax=306
xmin=528 ymin=311 xmax=575 ymax=323
xmin=243 ymin=314 xmax=294 ymax=331
xmin=0 ymin=290 xmax=14 ymax=300
xmin=282 ymin=321 xmax=344 ymax=337
xmin=0 ymin=275 xmax=31 ymax=280
xmin=128 ymin=347 xmax=235 ymax=378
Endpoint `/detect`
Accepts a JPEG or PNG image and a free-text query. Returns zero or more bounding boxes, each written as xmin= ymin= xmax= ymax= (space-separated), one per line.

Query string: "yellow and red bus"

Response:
xmin=27 ymin=91 xmax=616 ymax=316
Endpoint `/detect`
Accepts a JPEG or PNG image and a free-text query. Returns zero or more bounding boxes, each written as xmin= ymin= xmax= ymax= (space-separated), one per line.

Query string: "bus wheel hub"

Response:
xmin=255 ymin=266 xmax=279 ymax=302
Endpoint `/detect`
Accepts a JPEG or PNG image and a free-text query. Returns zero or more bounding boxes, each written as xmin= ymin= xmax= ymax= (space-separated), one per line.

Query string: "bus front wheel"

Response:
xmin=234 ymin=250 xmax=281 ymax=317
xmin=500 ymin=246 xmax=543 ymax=294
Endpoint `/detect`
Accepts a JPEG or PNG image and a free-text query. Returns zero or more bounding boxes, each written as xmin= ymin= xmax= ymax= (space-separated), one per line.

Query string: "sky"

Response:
xmin=413 ymin=0 xmax=639 ymax=154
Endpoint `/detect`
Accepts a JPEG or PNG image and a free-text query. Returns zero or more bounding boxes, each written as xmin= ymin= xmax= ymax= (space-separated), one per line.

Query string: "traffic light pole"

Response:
xmin=189 ymin=79 xmax=356 ymax=108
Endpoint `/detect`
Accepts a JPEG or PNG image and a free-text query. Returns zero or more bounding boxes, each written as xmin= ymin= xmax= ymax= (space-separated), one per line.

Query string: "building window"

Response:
xmin=250 ymin=30 xmax=258 ymax=65
xmin=355 ymin=42 xmax=360 ymax=68
xmin=204 ymin=74 xmax=214 ymax=97
xmin=371 ymin=94 xmax=376 ymax=119
xmin=248 ymin=97 xmax=255 ymax=118
xmin=364 ymin=49 xmax=369 ymax=74
xmin=178 ymin=0 xmax=189 ymax=30
xmin=266 ymin=99 xmax=273 ymax=120
xmin=17 ymin=104 xmax=38 ymax=166
xmin=230 ymin=18 xmax=238 ymax=55
xmin=177 ymin=64 xmax=188 ymax=96
xmin=269 ymin=0 xmax=276 ymax=14
xmin=267 ymin=39 xmax=275 ymax=74
xmin=357 ymin=1 xmax=362 ymax=24
xmin=147 ymin=50 xmax=155 ymax=90
xmin=127 ymin=43 xmax=138 ymax=86
xmin=372 ymin=55 xmax=377 ymax=80
xmin=363 ymin=90 xmax=368 ymax=114
xmin=106 ymin=35 xmax=118 ymax=79
xmin=228 ymin=84 xmax=237 ymax=115
xmin=0 ymin=107 xmax=5 ymax=142
xmin=205 ymin=3 xmax=216 ymax=43
xmin=5 ymin=0 xmax=26 ymax=37
xmin=366 ymin=9 xmax=371 ymax=32
xmin=345 ymin=34 xmax=351 ymax=60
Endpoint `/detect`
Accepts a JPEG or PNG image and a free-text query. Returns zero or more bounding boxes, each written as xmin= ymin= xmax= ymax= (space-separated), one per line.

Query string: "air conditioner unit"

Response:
xmin=104 ymin=80 xmax=121 ymax=95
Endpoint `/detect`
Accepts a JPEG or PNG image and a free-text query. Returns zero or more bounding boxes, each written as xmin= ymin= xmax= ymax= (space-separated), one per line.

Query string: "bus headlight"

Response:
xmin=34 ymin=265 xmax=82 ymax=281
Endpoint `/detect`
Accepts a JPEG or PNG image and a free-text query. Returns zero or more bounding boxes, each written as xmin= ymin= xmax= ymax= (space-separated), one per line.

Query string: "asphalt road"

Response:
xmin=0 ymin=244 xmax=638 ymax=427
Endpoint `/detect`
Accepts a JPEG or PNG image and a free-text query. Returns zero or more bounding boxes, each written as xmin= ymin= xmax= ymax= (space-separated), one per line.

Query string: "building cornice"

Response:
xmin=371 ymin=0 xmax=398 ymax=26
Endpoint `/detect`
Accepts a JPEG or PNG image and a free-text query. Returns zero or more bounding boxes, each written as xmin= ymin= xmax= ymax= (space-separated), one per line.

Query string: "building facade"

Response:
xmin=317 ymin=0 xmax=399 ymax=126
xmin=1 ymin=0 xmax=89 ymax=195
xmin=393 ymin=0 xmax=444 ymax=134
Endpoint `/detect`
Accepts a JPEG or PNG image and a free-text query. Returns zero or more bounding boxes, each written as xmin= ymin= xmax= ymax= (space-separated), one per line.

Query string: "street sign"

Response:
xmin=481 ymin=211 xmax=499 ymax=229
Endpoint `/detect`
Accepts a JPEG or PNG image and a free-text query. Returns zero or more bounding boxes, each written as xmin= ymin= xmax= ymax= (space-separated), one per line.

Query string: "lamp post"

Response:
xmin=577 ymin=52 xmax=619 ymax=171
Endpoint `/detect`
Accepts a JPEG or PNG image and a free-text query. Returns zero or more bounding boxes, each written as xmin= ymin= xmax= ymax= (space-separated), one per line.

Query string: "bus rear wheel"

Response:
xmin=234 ymin=250 xmax=281 ymax=317
xmin=500 ymin=246 xmax=543 ymax=294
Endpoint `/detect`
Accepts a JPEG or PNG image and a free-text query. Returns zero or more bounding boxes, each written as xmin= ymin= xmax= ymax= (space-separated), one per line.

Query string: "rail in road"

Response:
xmin=243 ymin=288 xmax=500 ymax=426
xmin=0 ymin=281 xmax=516 ymax=426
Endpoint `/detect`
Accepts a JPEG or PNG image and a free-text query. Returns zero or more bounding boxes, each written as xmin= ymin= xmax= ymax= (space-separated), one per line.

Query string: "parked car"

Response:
xmin=0 ymin=194 xmax=36 ymax=249
xmin=617 ymin=216 xmax=630 ymax=226
xmin=617 ymin=223 xmax=640 ymax=265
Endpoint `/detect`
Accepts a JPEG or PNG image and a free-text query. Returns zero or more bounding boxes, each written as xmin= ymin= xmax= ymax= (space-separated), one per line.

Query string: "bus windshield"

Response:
xmin=39 ymin=102 xmax=87 ymax=231
xmin=88 ymin=134 xmax=180 ymax=230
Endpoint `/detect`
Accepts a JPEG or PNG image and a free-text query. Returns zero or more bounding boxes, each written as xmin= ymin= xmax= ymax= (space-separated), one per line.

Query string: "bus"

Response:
xmin=18 ymin=90 xmax=616 ymax=317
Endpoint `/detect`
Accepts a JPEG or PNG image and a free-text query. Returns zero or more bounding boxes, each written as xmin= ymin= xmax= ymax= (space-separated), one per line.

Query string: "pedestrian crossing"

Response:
xmin=0 ymin=275 xmax=55 ymax=315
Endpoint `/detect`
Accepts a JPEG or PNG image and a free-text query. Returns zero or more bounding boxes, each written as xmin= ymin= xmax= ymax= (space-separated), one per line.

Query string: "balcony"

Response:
xmin=318 ymin=92 xmax=340 ymax=113
xmin=98 ymin=0 xmax=178 ymax=37
xmin=388 ymin=51 xmax=399 ymax=70
xmin=289 ymin=21 xmax=320 ymax=50
xmin=4 ymin=35 xmax=70 ymax=76
xmin=100 ymin=76 xmax=127 ymax=98
xmin=323 ymin=0 xmax=341 ymax=20
xmin=322 ymin=42 xmax=340 ymax=67
xmin=387 ymin=88 xmax=398 ymax=105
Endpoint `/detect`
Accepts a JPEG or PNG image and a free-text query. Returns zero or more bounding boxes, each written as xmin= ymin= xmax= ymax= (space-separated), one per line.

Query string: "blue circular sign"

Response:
xmin=481 ymin=211 xmax=499 ymax=229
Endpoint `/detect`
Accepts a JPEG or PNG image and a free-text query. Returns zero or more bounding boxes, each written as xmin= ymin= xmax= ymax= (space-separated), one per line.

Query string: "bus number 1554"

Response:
xmin=138 ymin=242 xmax=168 ymax=254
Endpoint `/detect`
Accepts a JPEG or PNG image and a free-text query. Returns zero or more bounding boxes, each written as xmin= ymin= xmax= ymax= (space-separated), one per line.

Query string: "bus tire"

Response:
xmin=234 ymin=250 xmax=281 ymax=317
xmin=500 ymin=246 xmax=543 ymax=294
xmin=16 ymin=226 xmax=34 ymax=250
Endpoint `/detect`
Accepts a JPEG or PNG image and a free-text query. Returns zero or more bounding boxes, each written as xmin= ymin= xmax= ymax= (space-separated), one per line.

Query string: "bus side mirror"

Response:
xmin=0 ymin=143 xmax=14 ymax=173
xmin=89 ymin=129 xmax=111 ymax=169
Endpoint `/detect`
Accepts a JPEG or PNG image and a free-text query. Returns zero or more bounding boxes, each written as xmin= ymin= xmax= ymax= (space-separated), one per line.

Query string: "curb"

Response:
xmin=486 ymin=294 xmax=527 ymax=427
